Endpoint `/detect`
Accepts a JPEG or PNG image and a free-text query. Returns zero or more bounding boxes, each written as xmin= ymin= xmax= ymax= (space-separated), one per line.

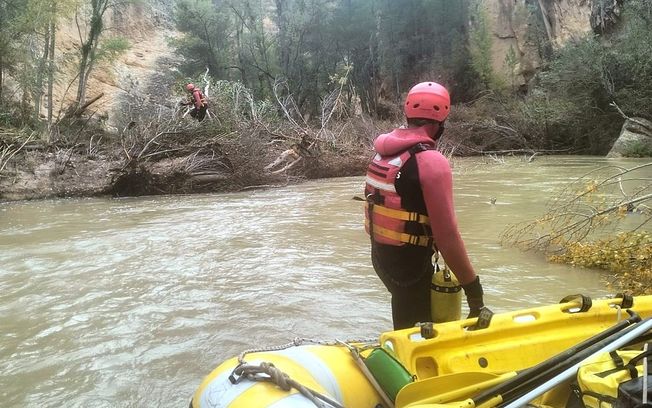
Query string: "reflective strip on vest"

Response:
xmin=365 ymin=175 xmax=396 ymax=193
xmin=365 ymin=202 xmax=429 ymax=224
xmin=365 ymin=221 xmax=432 ymax=247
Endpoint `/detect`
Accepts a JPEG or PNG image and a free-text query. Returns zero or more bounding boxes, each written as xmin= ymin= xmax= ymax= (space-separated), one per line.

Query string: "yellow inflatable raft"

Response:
xmin=191 ymin=294 xmax=652 ymax=408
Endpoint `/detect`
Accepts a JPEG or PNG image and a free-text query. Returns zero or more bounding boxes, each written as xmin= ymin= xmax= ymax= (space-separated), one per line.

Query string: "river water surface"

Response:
xmin=1 ymin=156 xmax=650 ymax=407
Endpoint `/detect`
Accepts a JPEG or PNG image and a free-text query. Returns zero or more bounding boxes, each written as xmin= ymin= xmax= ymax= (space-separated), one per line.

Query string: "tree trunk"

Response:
xmin=80 ymin=38 xmax=101 ymax=104
xmin=235 ymin=21 xmax=246 ymax=84
xmin=47 ymin=17 xmax=56 ymax=130
xmin=0 ymin=5 xmax=4 ymax=100
xmin=76 ymin=48 xmax=90 ymax=106
xmin=536 ymin=0 xmax=554 ymax=44
xmin=75 ymin=0 xmax=109 ymax=108
xmin=77 ymin=37 xmax=102 ymax=106
xmin=274 ymin=0 xmax=289 ymax=74
xmin=0 ymin=55 xmax=4 ymax=99
xmin=34 ymin=26 xmax=52 ymax=123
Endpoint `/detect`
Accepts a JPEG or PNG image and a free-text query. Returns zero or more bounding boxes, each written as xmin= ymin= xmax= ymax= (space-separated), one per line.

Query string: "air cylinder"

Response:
xmin=430 ymin=266 xmax=462 ymax=323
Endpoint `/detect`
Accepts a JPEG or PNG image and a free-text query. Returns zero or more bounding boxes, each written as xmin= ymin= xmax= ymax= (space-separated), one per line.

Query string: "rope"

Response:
xmin=230 ymin=362 xmax=345 ymax=408
xmin=230 ymin=337 xmax=379 ymax=408
xmin=237 ymin=337 xmax=378 ymax=363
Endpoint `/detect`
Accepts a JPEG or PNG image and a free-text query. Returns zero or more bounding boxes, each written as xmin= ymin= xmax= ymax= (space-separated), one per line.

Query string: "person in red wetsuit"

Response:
xmin=183 ymin=83 xmax=208 ymax=121
xmin=364 ymin=81 xmax=485 ymax=330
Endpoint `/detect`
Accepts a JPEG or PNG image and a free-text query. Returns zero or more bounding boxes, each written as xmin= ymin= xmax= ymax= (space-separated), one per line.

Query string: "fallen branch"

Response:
xmin=75 ymin=93 xmax=104 ymax=116
xmin=264 ymin=148 xmax=300 ymax=172
xmin=269 ymin=157 xmax=303 ymax=174
xmin=0 ymin=133 xmax=35 ymax=175
xmin=610 ymin=101 xmax=652 ymax=132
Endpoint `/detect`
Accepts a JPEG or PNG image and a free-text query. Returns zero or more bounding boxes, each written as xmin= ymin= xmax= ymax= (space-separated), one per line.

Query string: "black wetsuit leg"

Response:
xmin=196 ymin=106 xmax=207 ymax=121
xmin=371 ymin=242 xmax=434 ymax=330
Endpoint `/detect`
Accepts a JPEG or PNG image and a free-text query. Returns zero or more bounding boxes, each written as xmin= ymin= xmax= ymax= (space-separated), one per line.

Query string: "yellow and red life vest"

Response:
xmin=364 ymin=144 xmax=434 ymax=248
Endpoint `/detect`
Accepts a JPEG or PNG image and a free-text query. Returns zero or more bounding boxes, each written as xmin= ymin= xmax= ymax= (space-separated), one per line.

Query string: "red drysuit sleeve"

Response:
xmin=416 ymin=151 xmax=477 ymax=285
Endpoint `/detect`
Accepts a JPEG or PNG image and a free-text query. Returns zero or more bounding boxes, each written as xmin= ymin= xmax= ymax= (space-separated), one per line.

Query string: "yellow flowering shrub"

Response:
xmin=548 ymin=232 xmax=652 ymax=295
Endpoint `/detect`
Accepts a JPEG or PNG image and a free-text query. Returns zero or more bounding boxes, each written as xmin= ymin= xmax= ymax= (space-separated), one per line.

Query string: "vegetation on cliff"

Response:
xmin=2 ymin=0 xmax=651 ymax=161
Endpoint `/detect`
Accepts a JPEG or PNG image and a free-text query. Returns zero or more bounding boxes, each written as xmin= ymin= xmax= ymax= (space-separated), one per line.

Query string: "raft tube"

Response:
xmin=191 ymin=343 xmax=385 ymax=408
xmin=191 ymin=295 xmax=652 ymax=408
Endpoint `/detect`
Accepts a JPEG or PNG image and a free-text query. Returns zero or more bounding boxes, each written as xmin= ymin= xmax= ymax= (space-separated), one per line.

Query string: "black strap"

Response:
xmin=617 ymin=293 xmax=634 ymax=309
xmin=419 ymin=322 xmax=435 ymax=339
xmin=366 ymin=193 xmax=375 ymax=242
xmin=595 ymin=349 xmax=652 ymax=379
xmin=408 ymin=143 xmax=436 ymax=154
xmin=431 ymin=282 xmax=462 ymax=293
xmin=581 ymin=389 xmax=618 ymax=405
xmin=626 ymin=349 xmax=652 ymax=378
xmin=560 ymin=294 xmax=592 ymax=312
xmin=596 ymin=351 xmax=627 ymax=378
xmin=468 ymin=307 xmax=494 ymax=331
xmin=612 ymin=350 xmax=626 ymax=369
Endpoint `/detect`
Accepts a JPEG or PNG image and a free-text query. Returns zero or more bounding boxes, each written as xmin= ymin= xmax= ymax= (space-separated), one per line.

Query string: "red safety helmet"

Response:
xmin=404 ymin=82 xmax=450 ymax=122
xmin=186 ymin=83 xmax=195 ymax=92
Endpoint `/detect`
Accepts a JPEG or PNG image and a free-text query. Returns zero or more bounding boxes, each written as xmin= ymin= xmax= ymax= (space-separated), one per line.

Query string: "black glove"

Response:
xmin=461 ymin=276 xmax=484 ymax=319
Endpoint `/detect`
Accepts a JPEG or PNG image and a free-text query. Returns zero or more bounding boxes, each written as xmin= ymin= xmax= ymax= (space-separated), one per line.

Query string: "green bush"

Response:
xmin=622 ymin=140 xmax=652 ymax=158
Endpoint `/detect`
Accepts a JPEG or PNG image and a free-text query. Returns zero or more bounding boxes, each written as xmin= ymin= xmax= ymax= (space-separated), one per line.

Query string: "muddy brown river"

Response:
xmin=1 ymin=156 xmax=650 ymax=407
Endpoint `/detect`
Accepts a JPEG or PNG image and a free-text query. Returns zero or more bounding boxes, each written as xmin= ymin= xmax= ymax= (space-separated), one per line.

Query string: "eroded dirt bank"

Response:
xmin=0 ymin=125 xmax=372 ymax=202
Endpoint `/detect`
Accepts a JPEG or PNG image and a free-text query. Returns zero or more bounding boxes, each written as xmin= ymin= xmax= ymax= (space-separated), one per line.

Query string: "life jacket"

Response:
xmin=364 ymin=143 xmax=434 ymax=248
xmin=191 ymin=89 xmax=207 ymax=109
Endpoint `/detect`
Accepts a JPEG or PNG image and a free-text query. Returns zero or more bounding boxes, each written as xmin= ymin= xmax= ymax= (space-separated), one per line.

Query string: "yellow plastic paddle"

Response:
xmin=395 ymin=371 xmax=517 ymax=407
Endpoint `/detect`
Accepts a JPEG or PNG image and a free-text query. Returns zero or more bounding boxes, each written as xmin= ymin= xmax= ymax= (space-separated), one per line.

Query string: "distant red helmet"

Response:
xmin=186 ymin=83 xmax=195 ymax=91
xmin=404 ymin=82 xmax=451 ymax=122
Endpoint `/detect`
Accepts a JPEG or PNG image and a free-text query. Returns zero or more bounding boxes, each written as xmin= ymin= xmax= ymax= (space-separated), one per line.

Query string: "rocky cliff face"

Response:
xmin=482 ymin=0 xmax=593 ymax=89
xmin=51 ymin=0 xmax=179 ymax=127
xmin=53 ymin=0 xmax=597 ymax=123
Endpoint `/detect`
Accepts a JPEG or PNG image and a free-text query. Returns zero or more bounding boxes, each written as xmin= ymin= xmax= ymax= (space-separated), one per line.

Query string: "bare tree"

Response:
xmin=501 ymin=162 xmax=652 ymax=253
xmin=74 ymin=0 xmax=112 ymax=107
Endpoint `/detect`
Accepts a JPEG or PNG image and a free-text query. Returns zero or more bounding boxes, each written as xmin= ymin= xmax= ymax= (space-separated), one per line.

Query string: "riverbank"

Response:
xmin=0 ymin=119 xmax=373 ymax=202
xmin=0 ymin=145 xmax=370 ymax=202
